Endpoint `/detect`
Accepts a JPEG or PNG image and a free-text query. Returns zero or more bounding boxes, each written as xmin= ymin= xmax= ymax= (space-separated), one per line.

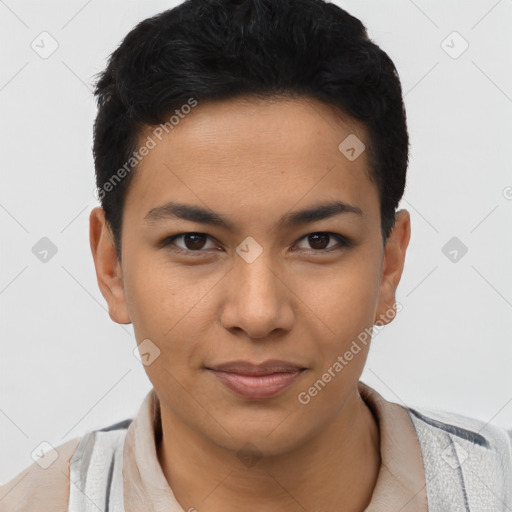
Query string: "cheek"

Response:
xmin=304 ymin=254 xmax=381 ymax=336
xmin=122 ymin=268 xmax=176 ymax=338
xmin=299 ymin=259 xmax=381 ymax=390
xmin=123 ymin=259 xmax=221 ymax=367
xmin=296 ymin=267 xmax=377 ymax=411
xmin=123 ymin=256 xmax=200 ymax=334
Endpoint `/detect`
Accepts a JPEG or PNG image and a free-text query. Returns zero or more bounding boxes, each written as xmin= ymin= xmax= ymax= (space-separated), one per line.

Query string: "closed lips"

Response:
xmin=206 ymin=360 xmax=307 ymax=376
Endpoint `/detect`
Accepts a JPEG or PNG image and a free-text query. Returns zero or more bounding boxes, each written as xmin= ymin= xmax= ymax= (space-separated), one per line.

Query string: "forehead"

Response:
xmin=123 ymin=96 xmax=378 ymax=228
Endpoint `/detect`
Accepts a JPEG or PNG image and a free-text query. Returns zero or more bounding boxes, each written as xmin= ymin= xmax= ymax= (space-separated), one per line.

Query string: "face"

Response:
xmin=90 ymin=96 xmax=410 ymax=456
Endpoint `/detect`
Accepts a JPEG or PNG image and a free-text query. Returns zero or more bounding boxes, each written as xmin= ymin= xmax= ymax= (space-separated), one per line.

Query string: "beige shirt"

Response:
xmin=0 ymin=381 xmax=428 ymax=511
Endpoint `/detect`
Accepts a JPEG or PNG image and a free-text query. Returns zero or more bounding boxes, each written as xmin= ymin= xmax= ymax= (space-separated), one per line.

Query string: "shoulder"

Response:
xmin=0 ymin=418 xmax=133 ymax=512
xmin=406 ymin=405 xmax=512 ymax=451
xmin=0 ymin=436 xmax=81 ymax=512
xmin=67 ymin=418 xmax=133 ymax=512
xmin=404 ymin=405 xmax=512 ymax=508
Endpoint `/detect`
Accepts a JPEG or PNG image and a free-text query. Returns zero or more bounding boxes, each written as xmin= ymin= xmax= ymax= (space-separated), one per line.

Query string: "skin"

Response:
xmin=90 ymin=96 xmax=411 ymax=512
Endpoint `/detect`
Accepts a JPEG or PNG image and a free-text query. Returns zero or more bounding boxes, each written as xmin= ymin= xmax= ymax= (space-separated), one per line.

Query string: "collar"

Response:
xmin=122 ymin=381 xmax=428 ymax=511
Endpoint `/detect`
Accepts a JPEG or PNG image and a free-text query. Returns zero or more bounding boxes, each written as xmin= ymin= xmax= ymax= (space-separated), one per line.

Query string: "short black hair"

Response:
xmin=93 ymin=0 xmax=409 ymax=263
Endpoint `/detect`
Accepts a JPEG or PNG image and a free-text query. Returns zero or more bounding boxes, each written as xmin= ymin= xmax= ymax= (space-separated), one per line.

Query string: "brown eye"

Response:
xmin=162 ymin=233 xmax=217 ymax=252
xmin=161 ymin=231 xmax=351 ymax=255
xmin=307 ymin=233 xmax=330 ymax=250
xmin=294 ymin=232 xmax=351 ymax=252
xmin=181 ymin=233 xmax=208 ymax=250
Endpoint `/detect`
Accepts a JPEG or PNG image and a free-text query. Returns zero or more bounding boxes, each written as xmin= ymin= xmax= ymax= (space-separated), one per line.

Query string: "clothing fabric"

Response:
xmin=1 ymin=381 xmax=511 ymax=511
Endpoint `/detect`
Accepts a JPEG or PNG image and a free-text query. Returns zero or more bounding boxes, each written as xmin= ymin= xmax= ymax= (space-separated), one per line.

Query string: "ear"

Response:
xmin=374 ymin=209 xmax=411 ymax=326
xmin=89 ymin=207 xmax=131 ymax=324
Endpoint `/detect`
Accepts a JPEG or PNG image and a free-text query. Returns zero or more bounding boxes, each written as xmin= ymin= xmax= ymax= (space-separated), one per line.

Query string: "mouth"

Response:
xmin=205 ymin=361 xmax=307 ymax=400
xmin=206 ymin=359 xmax=307 ymax=375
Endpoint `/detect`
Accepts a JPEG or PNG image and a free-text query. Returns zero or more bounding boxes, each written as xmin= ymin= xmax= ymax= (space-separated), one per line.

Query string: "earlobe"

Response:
xmin=89 ymin=207 xmax=132 ymax=325
xmin=374 ymin=209 xmax=411 ymax=326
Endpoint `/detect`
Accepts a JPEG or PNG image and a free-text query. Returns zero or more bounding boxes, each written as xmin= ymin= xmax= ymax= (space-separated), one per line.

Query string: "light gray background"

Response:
xmin=1 ymin=0 xmax=511 ymax=484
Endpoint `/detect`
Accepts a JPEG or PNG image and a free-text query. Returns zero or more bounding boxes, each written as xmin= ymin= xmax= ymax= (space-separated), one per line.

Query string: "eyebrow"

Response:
xmin=143 ymin=200 xmax=363 ymax=230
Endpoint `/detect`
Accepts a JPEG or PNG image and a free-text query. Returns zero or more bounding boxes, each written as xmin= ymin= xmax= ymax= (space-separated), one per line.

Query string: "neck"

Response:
xmin=157 ymin=387 xmax=381 ymax=512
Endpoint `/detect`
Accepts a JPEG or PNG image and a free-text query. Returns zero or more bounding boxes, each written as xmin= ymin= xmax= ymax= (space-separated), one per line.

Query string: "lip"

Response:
xmin=206 ymin=359 xmax=306 ymax=375
xmin=207 ymin=369 xmax=305 ymax=399
xmin=205 ymin=360 xmax=307 ymax=400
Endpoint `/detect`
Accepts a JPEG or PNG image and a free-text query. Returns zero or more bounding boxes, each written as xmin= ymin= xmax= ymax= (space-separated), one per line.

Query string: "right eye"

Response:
xmin=160 ymin=232 xmax=220 ymax=253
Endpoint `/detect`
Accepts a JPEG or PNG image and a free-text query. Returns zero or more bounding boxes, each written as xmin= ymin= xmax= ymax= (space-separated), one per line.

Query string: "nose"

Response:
xmin=219 ymin=253 xmax=294 ymax=340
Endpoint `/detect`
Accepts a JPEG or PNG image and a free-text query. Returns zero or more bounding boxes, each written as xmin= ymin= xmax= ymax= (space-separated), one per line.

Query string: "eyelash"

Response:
xmin=160 ymin=232 xmax=352 ymax=255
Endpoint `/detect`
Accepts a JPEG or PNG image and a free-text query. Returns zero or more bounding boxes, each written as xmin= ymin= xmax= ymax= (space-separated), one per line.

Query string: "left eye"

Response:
xmin=293 ymin=232 xmax=350 ymax=252
xmin=161 ymin=232 xmax=350 ymax=253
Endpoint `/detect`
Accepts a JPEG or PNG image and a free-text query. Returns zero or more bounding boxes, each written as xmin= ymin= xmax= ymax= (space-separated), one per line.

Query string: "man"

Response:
xmin=1 ymin=0 xmax=511 ymax=510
